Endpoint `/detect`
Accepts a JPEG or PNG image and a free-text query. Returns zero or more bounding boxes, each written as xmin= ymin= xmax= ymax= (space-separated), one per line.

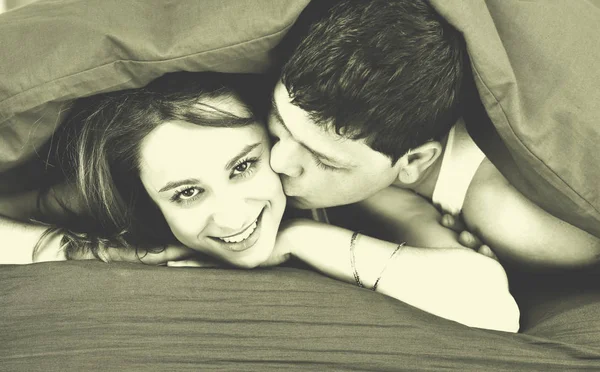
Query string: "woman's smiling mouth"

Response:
xmin=218 ymin=220 xmax=258 ymax=243
xmin=210 ymin=208 xmax=265 ymax=252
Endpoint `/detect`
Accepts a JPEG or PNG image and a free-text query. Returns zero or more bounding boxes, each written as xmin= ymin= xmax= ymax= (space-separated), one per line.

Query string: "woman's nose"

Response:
xmin=210 ymin=197 xmax=248 ymax=233
xmin=270 ymin=140 xmax=303 ymax=178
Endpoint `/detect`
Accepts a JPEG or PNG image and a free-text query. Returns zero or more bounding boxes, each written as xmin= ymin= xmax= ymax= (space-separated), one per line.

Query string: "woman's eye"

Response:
xmin=234 ymin=162 xmax=249 ymax=173
xmin=171 ymin=187 xmax=203 ymax=204
xmin=180 ymin=188 xmax=198 ymax=198
xmin=231 ymin=157 xmax=260 ymax=178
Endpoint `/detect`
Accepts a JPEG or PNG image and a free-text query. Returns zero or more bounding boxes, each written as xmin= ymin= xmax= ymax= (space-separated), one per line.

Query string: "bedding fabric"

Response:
xmin=0 ymin=0 xmax=310 ymax=177
xmin=2 ymin=0 xmax=599 ymax=236
xmin=1 ymin=261 xmax=600 ymax=372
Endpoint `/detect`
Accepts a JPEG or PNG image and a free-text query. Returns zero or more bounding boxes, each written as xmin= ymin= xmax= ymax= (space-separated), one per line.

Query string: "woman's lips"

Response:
xmin=209 ymin=208 xmax=265 ymax=252
xmin=219 ymin=220 xmax=258 ymax=242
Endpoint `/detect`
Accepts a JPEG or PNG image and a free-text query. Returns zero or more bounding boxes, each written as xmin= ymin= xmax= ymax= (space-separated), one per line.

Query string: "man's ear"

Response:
xmin=396 ymin=142 xmax=443 ymax=185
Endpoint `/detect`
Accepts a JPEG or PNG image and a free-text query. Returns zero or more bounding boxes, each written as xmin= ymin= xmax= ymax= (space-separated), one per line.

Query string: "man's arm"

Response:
xmin=328 ymin=186 xmax=469 ymax=249
xmin=463 ymin=159 xmax=600 ymax=270
xmin=277 ymin=218 xmax=519 ymax=332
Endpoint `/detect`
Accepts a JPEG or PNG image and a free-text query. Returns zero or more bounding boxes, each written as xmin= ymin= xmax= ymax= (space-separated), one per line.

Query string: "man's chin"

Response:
xmin=286 ymin=196 xmax=314 ymax=209
xmin=287 ymin=195 xmax=341 ymax=210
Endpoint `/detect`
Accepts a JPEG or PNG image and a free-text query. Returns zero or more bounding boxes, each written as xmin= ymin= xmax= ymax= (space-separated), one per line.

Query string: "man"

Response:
xmin=267 ymin=0 xmax=600 ymax=269
xmin=270 ymin=0 xmax=462 ymax=210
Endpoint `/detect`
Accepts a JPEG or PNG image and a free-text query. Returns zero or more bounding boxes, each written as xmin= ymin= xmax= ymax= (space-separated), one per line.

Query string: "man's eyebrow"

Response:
xmin=158 ymin=143 xmax=261 ymax=193
xmin=225 ymin=142 xmax=261 ymax=171
xmin=270 ymin=95 xmax=354 ymax=168
xmin=270 ymin=95 xmax=289 ymax=134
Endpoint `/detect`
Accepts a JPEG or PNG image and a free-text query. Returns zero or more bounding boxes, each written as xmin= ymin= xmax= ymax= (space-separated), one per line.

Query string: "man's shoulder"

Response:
xmin=463 ymin=158 xmax=513 ymax=226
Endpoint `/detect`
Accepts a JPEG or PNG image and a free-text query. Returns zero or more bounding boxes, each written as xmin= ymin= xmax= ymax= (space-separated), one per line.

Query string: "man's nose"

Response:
xmin=270 ymin=140 xmax=303 ymax=178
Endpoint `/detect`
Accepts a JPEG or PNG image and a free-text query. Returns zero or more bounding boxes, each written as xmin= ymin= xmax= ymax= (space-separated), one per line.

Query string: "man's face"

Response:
xmin=268 ymin=82 xmax=401 ymax=209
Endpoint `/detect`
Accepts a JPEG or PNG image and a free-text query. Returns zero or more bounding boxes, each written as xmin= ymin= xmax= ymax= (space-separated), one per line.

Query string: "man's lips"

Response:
xmin=281 ymin=178 xmax=300 ymax=196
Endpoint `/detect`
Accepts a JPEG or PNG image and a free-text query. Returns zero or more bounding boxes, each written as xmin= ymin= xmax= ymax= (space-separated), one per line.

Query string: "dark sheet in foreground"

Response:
xmin=1 ymin=261 xmax=600 ymax=371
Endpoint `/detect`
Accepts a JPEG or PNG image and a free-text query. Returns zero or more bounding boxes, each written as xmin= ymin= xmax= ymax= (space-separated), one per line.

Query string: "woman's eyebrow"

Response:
xmin=157 ymin=143 xmax=261 ymax=193
xmin=225 ymin=142 xmax=261 ymax=170
xmin=159 ymin=178 xmax=201 ymax=193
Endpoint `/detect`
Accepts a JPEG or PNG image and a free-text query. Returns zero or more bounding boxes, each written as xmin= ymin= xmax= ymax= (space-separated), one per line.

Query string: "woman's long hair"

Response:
xmin=47 ymin=71 xmax=269 ymax=260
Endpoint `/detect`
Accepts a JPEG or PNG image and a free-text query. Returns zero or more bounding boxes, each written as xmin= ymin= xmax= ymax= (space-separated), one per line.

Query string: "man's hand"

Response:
xmin=441 ymin=214 xmax=498 ymax=261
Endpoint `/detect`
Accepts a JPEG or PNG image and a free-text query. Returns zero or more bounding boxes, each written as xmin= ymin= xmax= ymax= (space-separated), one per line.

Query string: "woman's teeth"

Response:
xmin=219 ymin=220 xmax=258 ymax=243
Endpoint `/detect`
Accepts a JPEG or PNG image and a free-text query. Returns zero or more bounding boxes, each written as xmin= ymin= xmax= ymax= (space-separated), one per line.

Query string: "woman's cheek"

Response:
xmin=162 ymin=208 xmax=208 ymax=248
xmin=255 ymin=164 xmax=285 ymax=199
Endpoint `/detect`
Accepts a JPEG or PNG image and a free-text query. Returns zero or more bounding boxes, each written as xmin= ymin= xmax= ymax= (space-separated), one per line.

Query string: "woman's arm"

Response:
xmin=0 ymin=181 xmax=79 ymax=224
xmin=0 ymin=189 xmax=43 ymax=223
xmin=0 ymin=184 xmax=80 ymax=264
xmin=0 ymin=214 xmax=196 ymax=265
xmin=464 ymin=159 xmax=600 ymax=270
xmin=278 ymin=219 xmax=520 ymax=332
xmin=0 ymin=216 xmax=65 ymax=264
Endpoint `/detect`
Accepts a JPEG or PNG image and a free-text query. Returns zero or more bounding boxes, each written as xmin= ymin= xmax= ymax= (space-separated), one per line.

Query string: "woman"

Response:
xmin=1 ymin=72 xmax=284 ymax=268
xmin=0 ymin=72 xmax=518 ymax=332
xmin=50 ymin=71 xmax=286 ymax=269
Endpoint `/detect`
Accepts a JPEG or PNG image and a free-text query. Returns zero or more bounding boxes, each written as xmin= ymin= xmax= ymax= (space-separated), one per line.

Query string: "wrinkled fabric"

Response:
xmin=0 ymin=0 xmax=309 ymax=174
xmin=1 ymin=261 xmax=599 ymax=371
xmin=2 ymin=0 xmax=599 ymax=233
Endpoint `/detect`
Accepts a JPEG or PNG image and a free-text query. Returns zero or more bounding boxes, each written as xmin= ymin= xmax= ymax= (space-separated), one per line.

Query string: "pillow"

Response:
xmin=2 ymin=261 xmax=600 ymax=371
xmin=0 ymin=0 xmax=310 ymax=179
xmin=430 ymin=0 xmax=600 ymax=238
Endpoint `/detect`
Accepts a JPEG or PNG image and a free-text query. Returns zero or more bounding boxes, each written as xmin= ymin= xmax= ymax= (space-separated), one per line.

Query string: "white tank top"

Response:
xmin=432 ymin=118 xmax=485 ymax=215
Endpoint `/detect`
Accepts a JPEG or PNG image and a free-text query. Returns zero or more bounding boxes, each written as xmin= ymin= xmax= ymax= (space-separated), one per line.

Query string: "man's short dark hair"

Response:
xmin=280 ymin=0 xmax=469 ymax=163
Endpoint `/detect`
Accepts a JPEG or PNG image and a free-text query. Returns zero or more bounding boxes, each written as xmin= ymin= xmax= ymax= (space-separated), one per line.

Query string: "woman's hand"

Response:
xmin=62 ymin=241 xmax=201 ymax=266
xmin=166 ymin=250 xmax=224 ymax=268
xmin=102 ymin=244 xmax=200 ymax=266
xmin=257 ymin=219 xmax=303 ymax=267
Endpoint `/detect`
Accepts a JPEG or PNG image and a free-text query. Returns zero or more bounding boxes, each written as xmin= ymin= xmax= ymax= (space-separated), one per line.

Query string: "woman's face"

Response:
xmin=138 ymin=96 xmax=286 ymax=268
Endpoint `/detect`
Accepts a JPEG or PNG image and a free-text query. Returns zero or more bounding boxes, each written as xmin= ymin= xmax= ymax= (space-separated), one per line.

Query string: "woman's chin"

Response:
xmin=227 ymin=244 xmax=274 ymax=269
xmin=231 ymin=259 xmax=262 ymax=270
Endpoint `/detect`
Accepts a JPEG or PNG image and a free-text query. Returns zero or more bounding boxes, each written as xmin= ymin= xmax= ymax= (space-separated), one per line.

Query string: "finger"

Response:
xmin=441 ymin=214 xmax=466 ymax=232
xmin=138 ymin=245 xmax=198 ymax=265
xmin=458 ymin=230 xmax=483 ymax=249
xmin=167 ymin=259 xmax=223 ymax=268
xmin=477 ymin=245 xmax=499 ymax=262
xmin=103 ymin=245 xmax=197 ymax=265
